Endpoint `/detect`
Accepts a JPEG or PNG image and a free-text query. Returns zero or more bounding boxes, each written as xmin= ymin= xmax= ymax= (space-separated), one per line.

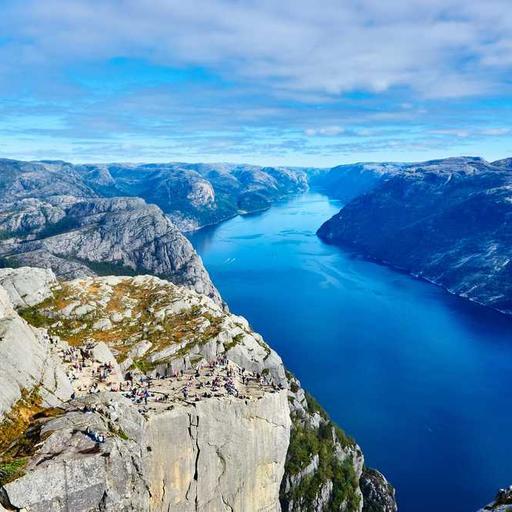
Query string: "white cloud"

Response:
xmin=1 ymin=0 xmax=512 ymax=99
xmin=431 ymin=127 xmax=512 ymax=138
xmin=305 ymin=126 xmax=345 ymax=137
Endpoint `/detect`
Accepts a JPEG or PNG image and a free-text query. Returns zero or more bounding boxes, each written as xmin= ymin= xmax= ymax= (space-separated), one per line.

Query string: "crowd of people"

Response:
xmin=54 ymin=336 xmax=282 ymax=415
xmin=47 ymin=334 xmax=288 ymax=448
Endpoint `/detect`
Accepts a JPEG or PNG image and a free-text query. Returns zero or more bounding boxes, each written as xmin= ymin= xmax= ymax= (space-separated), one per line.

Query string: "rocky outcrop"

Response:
xmin=0 ymin=270 xmax=396 ymax=511
xmin=0 ymin=273 xmax=291 ymax=511
xmin=146 ymin=391 xmax=290 ymax=512
xmin=1 ymin=394 xmax=149 ymax=512
xmin=477 ymin=485 xmax=512 ymax=511
xmin=0 ymin=267 xmax=55 ymax=308
xmin=0 ymin=196 xmax=220 ymax=304
xmin=318 ymin=157 xmax=512 ymax=315
xmin=0 ymin=269 xmax=72 ymax=417
xmin=0 ymin=390 xmax=290 ymax=512
xmin=0 ymin=159 xmax=96 ymax=203
xmin=18 ymin=274 xmax=285 ymax=385
xmin=360 ymin=469 xmax=397 ymax=512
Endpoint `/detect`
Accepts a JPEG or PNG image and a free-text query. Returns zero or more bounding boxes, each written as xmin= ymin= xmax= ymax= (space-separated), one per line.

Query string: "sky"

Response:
xmin=1 ymin=0 xmax=512 ymax=167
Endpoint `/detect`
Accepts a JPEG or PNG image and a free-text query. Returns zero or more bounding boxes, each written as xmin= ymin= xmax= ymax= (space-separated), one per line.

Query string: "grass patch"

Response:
xmin=0 ymin=389 xmax=62 ymax=486
xmin=131 ymin=358 xmax=157 ymax=373
xmin=0 ymin=457 xmax=28 ymax=485
xmin=19 ymin=277 xmax=227 ymax=375
xmin=0 ymin=389 xmax=43 ymax=454
xmin=81 ymin=259 xmax=138 ymax=277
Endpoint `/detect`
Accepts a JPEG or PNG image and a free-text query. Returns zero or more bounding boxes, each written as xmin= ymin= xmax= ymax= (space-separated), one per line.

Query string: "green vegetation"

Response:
xmin=281 ymin=386 xmax=358 ymax=511
xmin=114 ymin=428 xmax=130 ymax=441
xmin=19 ymin=278 xmax=227 ymax=374
xmin=0 ymin=389 xmax=43 ymax=454
xmin=19 ymin=305 xmax=54 ymax=328
xmin=0 ymin=389 xmax=63 ymax=486
xmin=220 ymin=331 xmax=244 ymax=353
xmin=0 ymin=457 xmax=28 ymax=485
xmin=0 ymin=256 xmax=20 ymax=269
xmin=304 ymin=392 xmax=354 ymax=449
xmin=282 ymin=417 xmax=360 ymax=511
xmin=79 ymin=259 xmax=138 ymax=277
xmin=0 ymin=230 xmax=20 ymax=241
xmin=36 ymin=217 xmax=79 ymax=239
xmin=131 ymin=358 xmax=157 ymax=373
xmin=304 ymin=392 xmax=328 ymax=419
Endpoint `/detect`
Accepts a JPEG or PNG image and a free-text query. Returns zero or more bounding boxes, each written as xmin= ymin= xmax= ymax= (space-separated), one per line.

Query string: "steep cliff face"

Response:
xmin=1 ymin=392 xmax=290 ymax=512
xmin=0 ymin=268 xmax=396 ymax=511
xmin=146 ymin=392 xmax=290 ymax=512
xmin=318 ymin=157 xmax=512 ymax=315
xmin=0 ymin=268 xmax=72 ymax=418
xmin=0 ymin=269 xmax=290 ymax=511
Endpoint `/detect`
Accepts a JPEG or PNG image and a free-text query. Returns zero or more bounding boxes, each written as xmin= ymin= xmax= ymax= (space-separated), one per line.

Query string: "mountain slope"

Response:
xmin=0 ymin=160 xmax=220 ymax=303
xmin=318 ymin=157 xmax=512 ymax=314
xmin=310 ymin=163 xmax=402 ymax=203
xmin=77 ymin=162 xmax=309 ymax=230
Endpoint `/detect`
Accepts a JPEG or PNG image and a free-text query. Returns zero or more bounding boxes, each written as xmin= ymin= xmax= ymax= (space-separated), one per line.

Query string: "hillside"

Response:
xmin=76 ymin=162 xmax=309 ymax=231
xmin=318 ymin=157 xmax=512 ymax=315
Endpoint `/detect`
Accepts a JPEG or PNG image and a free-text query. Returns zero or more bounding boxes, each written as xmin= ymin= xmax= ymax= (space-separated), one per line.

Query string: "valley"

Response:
xmin=189 ymin=191 xmax=512 ymax=512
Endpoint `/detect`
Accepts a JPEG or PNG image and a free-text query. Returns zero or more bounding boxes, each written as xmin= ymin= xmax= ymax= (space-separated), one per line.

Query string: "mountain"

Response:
xmin=0 ymin=196 xmax=220 ymax=302
xmin=317 ymin=157 xmax=512 ymax=315
xmin=309 ymin=163 xmax=402 ymax=203
xmin=76 ymin=162 xmax=309 ymax=231
xmin=0 ymin=159 xmax=309 ymax=302
xmin=0 ymin=267 xmax=396 ymax=511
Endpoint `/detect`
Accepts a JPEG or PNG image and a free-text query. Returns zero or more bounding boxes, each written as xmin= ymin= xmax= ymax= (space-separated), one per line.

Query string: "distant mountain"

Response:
xmin=309 ymin=162 xmax=403 ymax=203
xmin=76 ymin=162 xmax=309 ymax=231
xmin=318 ymin=157 xmax=512 ymax=315
xmin=0 ymin=159 xmax=311 ymax=301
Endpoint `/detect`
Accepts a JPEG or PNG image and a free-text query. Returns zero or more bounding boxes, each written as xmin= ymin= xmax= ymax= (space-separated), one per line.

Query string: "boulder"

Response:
xmin=0 ymin=267 xmax=56 ymax=308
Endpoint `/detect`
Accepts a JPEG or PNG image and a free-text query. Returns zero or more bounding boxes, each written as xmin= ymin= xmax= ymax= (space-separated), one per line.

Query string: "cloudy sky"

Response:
xmin=1 ymin=0 xmax=512 ymax=166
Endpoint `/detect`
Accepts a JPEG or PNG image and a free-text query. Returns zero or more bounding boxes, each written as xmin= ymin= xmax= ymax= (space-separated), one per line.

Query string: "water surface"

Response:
xmin=188 ymin=192 xmax=512 ymax=512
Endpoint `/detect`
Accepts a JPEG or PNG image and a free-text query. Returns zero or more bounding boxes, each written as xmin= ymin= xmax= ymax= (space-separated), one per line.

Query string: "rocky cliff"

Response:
xmin=0 ymin=160 xmax=220 ymax=304
xmin=478 ymin=486 xmax=512 ymax=511
xmin=0 ymin=267 xmax=396 ymax=511
xmin=0 ymin=158 xmax=311 ymax=301
xmin=318 ymin=157 xmax=512 ymax=315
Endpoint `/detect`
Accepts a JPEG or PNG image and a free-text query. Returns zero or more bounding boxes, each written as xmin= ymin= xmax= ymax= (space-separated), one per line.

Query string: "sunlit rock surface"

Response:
xmin=0 ymin=269 xmax=395 ymax=511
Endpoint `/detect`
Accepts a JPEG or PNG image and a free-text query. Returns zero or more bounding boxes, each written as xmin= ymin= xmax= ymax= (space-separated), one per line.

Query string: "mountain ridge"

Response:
xmin=316 ymin=156 xmax=512 ymax=315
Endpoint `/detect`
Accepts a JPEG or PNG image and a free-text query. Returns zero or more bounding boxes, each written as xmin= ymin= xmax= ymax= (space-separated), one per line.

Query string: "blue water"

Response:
xmin=188 ymin=192 xmax=512 ymax=512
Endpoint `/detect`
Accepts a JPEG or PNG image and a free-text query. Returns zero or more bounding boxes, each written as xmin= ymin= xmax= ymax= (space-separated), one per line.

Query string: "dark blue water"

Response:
xmin=188 ymin=192 xmax=512 ymax=512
